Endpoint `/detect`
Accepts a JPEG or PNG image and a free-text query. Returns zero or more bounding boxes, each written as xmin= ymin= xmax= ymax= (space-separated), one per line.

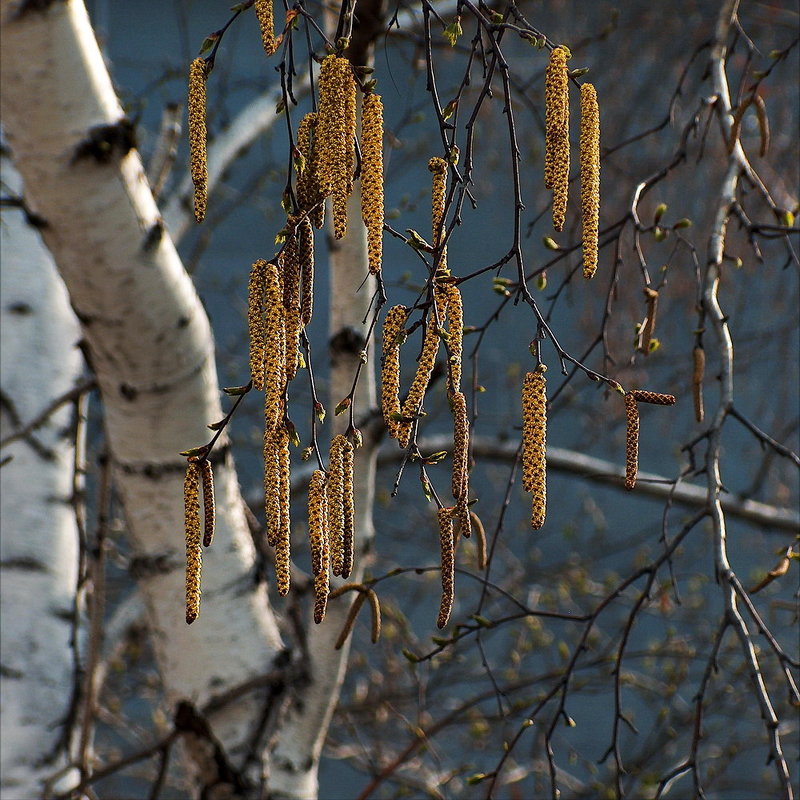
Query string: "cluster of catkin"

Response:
xmin=623 ymin=390 xmax=677 ymax=490
xmin=184 ymin=457 xmax=215 ymax=624
xmin=308 ymin=435 xmax=356 ymax=623
xmin=544 ymin=47 xmax=600 ymax=279
xmin=292 ymin=67 xmax=384 ymax=269
xmin=254 ymin=0 xmax=278 ymax=56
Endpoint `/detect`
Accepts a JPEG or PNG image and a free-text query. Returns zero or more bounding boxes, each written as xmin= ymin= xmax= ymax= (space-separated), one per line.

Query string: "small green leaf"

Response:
xmin=673 ymin=218 xmax=692 ymax=229
xmin=653 ymin=203 xmax=668 ymax=224
xmin=179 ymin=446 xmax=208 ymax=458
xmin=443 ymin=17 xmax=463 ymax=47
xmin=543 ymin=236 xmax=560 ymax=251
xmin=335 ymin=397 xmax=351 ymax=416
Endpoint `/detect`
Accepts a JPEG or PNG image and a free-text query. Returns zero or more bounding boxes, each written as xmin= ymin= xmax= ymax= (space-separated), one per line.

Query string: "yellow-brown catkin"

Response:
xmin=274 ymin=426 xmax=291 ymax=596
xmin=317 ymin=56 xmax=356 ymax=239
xmin=200 ymin=459 xmax=215 ymax=548
xmin=545 ymin=47 xmax=569 ymax=231
xmin=580 ymin=83 xmax=600 ymax=279
xmin=264 ymin=428 xmax=281 ymax=548
xmin=188 ymin=58 xmax=208 ymax=224
xmin=381 ymin=305 xmax=407 ymax=441
xmin=296 ymin=113 xmax=325 ymax=229
xmin=184 ymin=460 xmax=202 ymax=624
xmin=429 ymin=157 xmax=448 ymax=253
xmin=624 ymin=393 xmax=640 ymax=491
xmin=264 ymin=263 xmax=286 ymax=432
xmin=254 ymin=0 xmax=278 ymax=57
xmin=437 ymin=507 xmax=455 ymax=629
xmin=328 ymin=435 xmax=345 ymax=577
xmin=248 ymin=259 xmax=269 ymax=390
xmin=630 ymin=390 xmax=676 ymax=406
xmin=399 ymin=289 xmax=449 ymax=446
xmin=522 ymin=369 xmax=547 ymax=529
xmin=692 ymin=346 xmax=705 ymax=423
xmin=361 ymin=94 xmax=385 ymax=275
xmin=298 ymin=216 xmax=314 ymax=325
xmin=340 ymin=438 xmax=354 ymax=579
xmin=455 ymin=499 xmax=471 ymax=540
xmin=451 ymin=391 xmax=469 ymax=503
xmin=308 ymin=470 xmax=329 ymax=623
xmin=281 ymin=221 xmax=302 ymax=382
xmin=445 ymin=282 xmax=463 ymax=394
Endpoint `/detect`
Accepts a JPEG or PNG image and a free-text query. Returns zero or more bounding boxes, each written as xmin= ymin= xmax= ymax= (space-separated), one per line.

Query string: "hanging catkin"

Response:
xmin=340 ymin=438 xmax=355 ymax=579
xmin=361 ymin=93 xmax=385 ymax=274
xmin=429 ymin=156 xmax=448 ymax=254
xmin=281 ymin=221 xmax=302 ymax=382
xmin=200 ymin=459 xmax=215 ymax=548
xmin=381 ymin=306 xmax=407 ymax=441
xmin=522 ymin=369 xmax=547 ymax=529
xmin=451 ymin=390 xmax=469 ymax=503
xmin=545 ymin=47 xmax=569 ymax=231
xmin=264 ymin=263 xmax=286 ymax=432
xmin=317 ymin=55 xmax=356 ymax=239
xmin=296 ymin=112 xmax=325 ymax=229
xmin=328 ymin=435 xmax=345 ymax=577
xmin=624 ymin=393 xmax=640 ymax=491
xmin=298 ymin=216 xmax=315 ymax=325
xmin=579 ymin=83 xmax=600 ymax=279
xmin=399 ymin=289 xmax=449 ymax=446
xmin=308 ymin=470 xmax=330 ymax=623
xmin=247 ymin=260 xmax=268 ymax=390
xmin=445 ymin=282 xmax=463 ymax=394
xmin=188 ymin=58 xmax=208 ymax=223
xmin=692 ymin=346 xmax=705 ymax=423
xmin=254 ymin=0 xmax=278 ymax=56
xmin=184 ymin=459 xmax=202 ymax=624
xmin=264 ymin=428 xmax=281 ymax=548
xmin=437 ymin=507 xmax=455 ymax=629
xmin=274 ymin=426 xmax=291 ymax=596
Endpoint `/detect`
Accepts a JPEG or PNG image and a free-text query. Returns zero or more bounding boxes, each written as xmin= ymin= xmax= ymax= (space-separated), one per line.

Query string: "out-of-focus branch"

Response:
xmin=408 ymin=435 xmax=800 ymax=533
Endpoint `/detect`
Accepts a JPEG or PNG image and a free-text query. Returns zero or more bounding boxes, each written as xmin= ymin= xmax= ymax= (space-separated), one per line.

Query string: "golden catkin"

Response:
xmin=296 ymin=112 xmax=325 ymax=229
xmin=381 ymin=305 xmax=407 ymax=441
xmin=317 ymin=56 xmax=356 ymax=239
xmin=264 ymin=428 xmax=281 ymax=548
xmin=188 ymin=58 xmax=208 ymax=224
xmin=399 ymin=289 xmax=449 ymax=446
xmin=340 ymin=437 xmax=355 ymax=579
xmin=445 ymin=282 xmax=463 ymax=393
xmin=522 ymin=369 xmax=547 ymax=529
xmin=247 ymin=260 xmax=269 ymax=390
xmin=308 ymin=470 xmax=330 ymax=623
xmin=455 ymin=499 xmax=471 ymax=540
xmin=274 ymin=426 xmax=291 ymax=596
xmin=264 ymin=263 xmax=286 ymax=432
xmin=281 ymin=221 xmax=302 ymax=382
xmin=451 ymin=390 xmax=469 ymax=503
xmin=624 ymin=393 xmax=640 ymax=491
xmin=545 ymin=47 xmax=569 ymax=231
xmin=361 ymin=94 xmax=385 ymax=275
xmin=429 ymin=157 xmax=448 ymax=252
xmin=254 ymin=0 xmax=278 ymax=56
xmin=328 ymin=435 xmax=345 ymax=577
xmin=630 ymin=390 xmax=676 ymax=406
xmin=298 ymin=216 xmax=315 ymax=325
xmin=184 ymin=460 xmax=202 ymax=624
xmin=692 ymin=346 xmax=705 ymax=423
xmin=580 ymin=83 xmax=600 ymax=279
xmin=437 ymin=507 xmax=455 ymax=629
xmin=200 ymin=459 xmax=215 ymax=548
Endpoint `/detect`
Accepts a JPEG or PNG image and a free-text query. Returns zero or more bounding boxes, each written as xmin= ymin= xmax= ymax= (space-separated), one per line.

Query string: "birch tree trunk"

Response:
xmin=0 ymin=151 xmax=82 ymax=800
xmin=1 ymin=2 xmax=285 ymax=793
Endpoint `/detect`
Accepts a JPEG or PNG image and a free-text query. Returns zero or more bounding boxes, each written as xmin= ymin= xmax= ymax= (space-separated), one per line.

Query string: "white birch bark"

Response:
xmin=0 ymin=151 xmax=82 ymax=800
xmin=0 ymin=1 xmax=284 ymax=789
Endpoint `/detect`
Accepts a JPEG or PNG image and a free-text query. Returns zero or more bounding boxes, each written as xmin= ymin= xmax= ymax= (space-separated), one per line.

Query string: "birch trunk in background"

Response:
xmin=0 ymin=1 xmax=284 ymax=792
xmin=0 ymin=151 xmax=82 ymax=800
